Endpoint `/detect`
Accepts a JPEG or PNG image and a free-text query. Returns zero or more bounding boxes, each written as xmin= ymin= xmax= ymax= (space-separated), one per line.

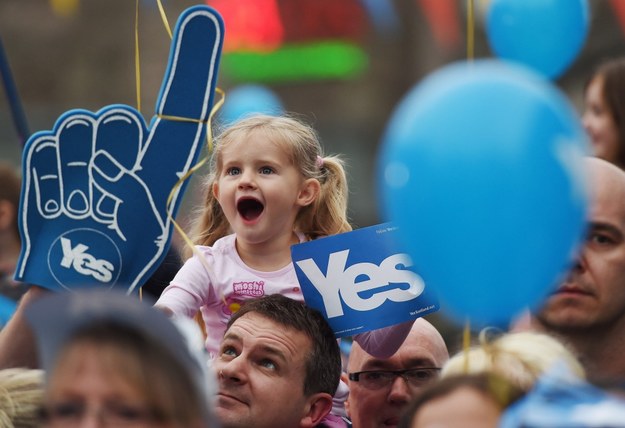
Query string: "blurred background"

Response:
xmin=1 ymin=0 xmax=623 ymax=227
xmin=1 ymin=0 xmax=624 ymax=346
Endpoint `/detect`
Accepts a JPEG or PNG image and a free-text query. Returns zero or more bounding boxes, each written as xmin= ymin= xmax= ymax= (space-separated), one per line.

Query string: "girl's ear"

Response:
xmin=297 ymin=178 xmax=320 ymax=207
xmin=212 ymin=182 xmax=220 ymax=199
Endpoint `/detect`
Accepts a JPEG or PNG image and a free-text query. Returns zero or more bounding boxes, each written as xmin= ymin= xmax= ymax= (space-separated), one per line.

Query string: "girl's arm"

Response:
xmin=154 ymin=254 xmax=213 ymax=318
xmin=352 ymin=320 xmax=415 ymax=359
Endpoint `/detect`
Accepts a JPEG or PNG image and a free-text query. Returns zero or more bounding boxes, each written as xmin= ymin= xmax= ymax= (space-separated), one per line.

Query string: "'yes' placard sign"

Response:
xmin=291 ymin=223 xmax=439 ymax=337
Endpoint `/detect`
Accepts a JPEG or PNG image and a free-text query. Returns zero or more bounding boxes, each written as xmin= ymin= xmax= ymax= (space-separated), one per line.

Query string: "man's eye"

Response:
xmin=220 ymin=346 xmax=238 ymax=358
xmin=260 ymin=166 xmax=274 ymax=175
xmin=589 ymin=233 xmax=613 ymax=245
xmin=362 ymin=372 xmax=384 ymax=381
xmin=407 ymin=369 xmax=436 ymax=380
xmin=259 ymin=359 xmax=277 ymax=370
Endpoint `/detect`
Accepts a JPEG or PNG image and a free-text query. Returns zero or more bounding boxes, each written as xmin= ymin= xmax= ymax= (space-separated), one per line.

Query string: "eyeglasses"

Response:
xmin=39 ymin=401 xmax=161 ymax=427
xmin=348 ymin=367 xmax=441 ymax=390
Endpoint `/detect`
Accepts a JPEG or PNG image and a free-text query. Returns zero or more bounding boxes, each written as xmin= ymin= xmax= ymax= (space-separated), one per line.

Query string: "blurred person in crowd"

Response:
xmin=25 ymin=290 xmax=216 ymax=428
xmin=343 ymin=318 xmax=449 ymax=428
xmin=442 ymin=330 xmax=585 ymax=391
xmin=0 ymin=367 xmax=44 ymax=428
xmin=212 ymin=294 xmax=341 ymax=428
xmin=582 ymin=57 xmax=625 ymax=169
xmin=0 ymin=249 xmax=183 ymax=369
xmin=0 ymin=162 xmax=27 ymax=302
xmin=532 ymin=157 xmax=625 ymax=384
xmin=397 ymin=373 xmax=525 ymax=428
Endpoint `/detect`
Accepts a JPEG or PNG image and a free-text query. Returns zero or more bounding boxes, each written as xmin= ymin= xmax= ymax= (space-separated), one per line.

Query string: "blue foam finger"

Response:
xmin=26 ymin=135 xmax=61 ymax=218
xmin=15 ymin=6 xmax=224 ymax=293
xmin=156 ymin=7 xmax=224 ymax=121
xmin=57 ymin=112 xmax=94 ymax=217
xmin=93 ymin=108 xmax=146 ymax=221
xmin=140 ymin=7 xmax=224 ymax=218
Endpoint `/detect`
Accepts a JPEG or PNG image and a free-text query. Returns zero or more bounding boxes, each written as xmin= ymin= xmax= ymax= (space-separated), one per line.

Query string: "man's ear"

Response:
xmin=340 ymin=372 xmax=352 ymax=418
xmin=297 ymin=178 xmax=320 ymax=207
xmin=300 ymin=392 xmax=333 ymax=428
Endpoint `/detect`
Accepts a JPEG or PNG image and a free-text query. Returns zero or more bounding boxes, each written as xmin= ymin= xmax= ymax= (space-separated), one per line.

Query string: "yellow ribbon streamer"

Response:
xmin=156 ymin=0 xmax=173 ymax=40
xmin=463 ymin=319 xmax=471 ymax=373
xmin=135 ymin=0 xmax=141 ymax=113
xmin=467 ymin=0 xmax=475 ymax=61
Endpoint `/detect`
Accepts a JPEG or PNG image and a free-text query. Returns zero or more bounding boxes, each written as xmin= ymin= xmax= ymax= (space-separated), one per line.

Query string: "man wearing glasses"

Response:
xmin=344 ymin=318 xmax=448 ymax=428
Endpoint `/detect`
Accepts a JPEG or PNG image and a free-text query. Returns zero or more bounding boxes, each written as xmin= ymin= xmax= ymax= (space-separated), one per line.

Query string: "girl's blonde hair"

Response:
xmin=0 ymin=368 xmax=44 ymax=428
xmin=441 ymin=330 xmax=585 ymax=392
xmin=188 ymin=114 xmax=352 ymax=252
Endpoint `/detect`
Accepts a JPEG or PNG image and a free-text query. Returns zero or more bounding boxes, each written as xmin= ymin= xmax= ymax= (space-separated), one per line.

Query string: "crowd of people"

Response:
xmin=2 ymin=54 xmax=625 ymax=426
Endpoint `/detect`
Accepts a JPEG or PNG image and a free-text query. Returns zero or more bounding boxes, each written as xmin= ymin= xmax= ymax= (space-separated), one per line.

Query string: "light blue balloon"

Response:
xmin=486 ymin=0 xmax=589 ymax=79
xmin=219 ymin=85 xmax=284 ymax=125
xmin=0 ymin=296 xmax=16 ymax=328
xmin=377 ymin=60 xmax=590 ymax=327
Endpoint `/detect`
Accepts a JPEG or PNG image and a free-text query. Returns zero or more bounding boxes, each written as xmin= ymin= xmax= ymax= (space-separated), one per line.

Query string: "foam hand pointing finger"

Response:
xmin=15 ymin=6 xmax=224 ymax=293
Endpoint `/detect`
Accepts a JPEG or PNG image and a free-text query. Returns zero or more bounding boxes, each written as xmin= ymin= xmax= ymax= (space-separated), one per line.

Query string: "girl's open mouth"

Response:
xmin=237 ymin=197 xmax=264 ymax=221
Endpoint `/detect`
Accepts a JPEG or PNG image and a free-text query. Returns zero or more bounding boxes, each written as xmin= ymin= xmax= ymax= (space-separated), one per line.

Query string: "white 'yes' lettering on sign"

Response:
xmin=295 ymin=250 xmax=424 ymax=318
xmin=60 ymin=237 xmax=114 ymax=283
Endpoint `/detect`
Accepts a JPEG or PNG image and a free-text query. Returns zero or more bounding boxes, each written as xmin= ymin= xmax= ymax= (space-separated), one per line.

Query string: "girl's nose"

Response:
xmin=237 ymin=170 xmax=256 ymax=189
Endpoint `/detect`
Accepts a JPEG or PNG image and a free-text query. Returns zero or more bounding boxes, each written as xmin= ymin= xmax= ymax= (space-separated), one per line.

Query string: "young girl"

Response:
xmin=582 ymin=57 xmax=625 ymax=170
xmin=155 ymin=114 xmax=413 ymax=361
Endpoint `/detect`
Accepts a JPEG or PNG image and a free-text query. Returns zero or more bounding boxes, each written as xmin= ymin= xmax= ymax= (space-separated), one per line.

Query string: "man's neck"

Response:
xmin=533 ymin=317 xmax=625 ymax=384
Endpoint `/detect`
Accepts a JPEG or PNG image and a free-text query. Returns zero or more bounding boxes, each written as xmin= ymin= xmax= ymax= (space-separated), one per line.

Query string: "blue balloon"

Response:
xmin=486 ymin=0 xmax=589 ymax=79
xmin=377 ymin=60 xmax=590 ymax=327
xmin=0 ymin=295 xmax=16 ymax=327
xmin=219 ymin=85 xmax=284 ymax=125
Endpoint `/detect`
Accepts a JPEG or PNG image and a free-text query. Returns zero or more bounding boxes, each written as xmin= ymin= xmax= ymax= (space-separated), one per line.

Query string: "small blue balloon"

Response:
xmin=0 ymin=295 xmax=16 ymax=327
xmin=486 ymin=0 xmax=589 ymax=79
xmin=377 ymin=60 xmax=590 ymax=327
xmin=219 ymin=85 xmax=284 ymax=125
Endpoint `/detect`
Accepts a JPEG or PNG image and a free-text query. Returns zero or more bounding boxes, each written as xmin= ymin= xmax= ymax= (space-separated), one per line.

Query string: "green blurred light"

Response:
xmin=222 ymin=41 xmax=368 ymax=83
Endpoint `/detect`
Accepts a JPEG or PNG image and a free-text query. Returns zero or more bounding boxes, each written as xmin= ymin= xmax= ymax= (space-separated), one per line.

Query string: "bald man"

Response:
xmin=533 ymin=157 xmax=625 ymax=383
xmin=344 ymin=318 xmax=448 ymax=428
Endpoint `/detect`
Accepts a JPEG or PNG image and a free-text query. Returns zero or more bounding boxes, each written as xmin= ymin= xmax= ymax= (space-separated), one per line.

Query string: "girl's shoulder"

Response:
xmin=194 ymin=233 xmax=236 ymax=256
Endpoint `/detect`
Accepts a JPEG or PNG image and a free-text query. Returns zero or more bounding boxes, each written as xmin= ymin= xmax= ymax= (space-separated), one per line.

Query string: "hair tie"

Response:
xmin=316 ymin=155 xmax=324 ymax=169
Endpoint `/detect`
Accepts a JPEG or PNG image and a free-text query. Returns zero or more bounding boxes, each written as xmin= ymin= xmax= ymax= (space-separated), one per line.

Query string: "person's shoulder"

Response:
xmin=212 ymin=233 xmax=236 ymax=251
xmin=315 ymin=416 xmax=352 ymax=428
xmin=194 ymin=234 xmax=235 ymax=254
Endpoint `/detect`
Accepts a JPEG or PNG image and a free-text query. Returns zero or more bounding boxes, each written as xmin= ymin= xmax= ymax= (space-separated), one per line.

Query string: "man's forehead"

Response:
xmin=225 ymin=313 xmax=312 ymax=357
xmin=589 ymin=159 xmax=625 ymax=226
xmin=349 ymin=335 xmax=444 ymax=371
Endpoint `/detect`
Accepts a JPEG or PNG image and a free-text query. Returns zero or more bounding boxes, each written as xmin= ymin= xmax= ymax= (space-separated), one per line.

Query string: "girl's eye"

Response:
xmin=260 ymin=167 xmax=274 ymax=175
xmin=226 ymin=167 xmax=241 ymax=176
xmin=591 ymin=105 xmax=604 ymax=116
